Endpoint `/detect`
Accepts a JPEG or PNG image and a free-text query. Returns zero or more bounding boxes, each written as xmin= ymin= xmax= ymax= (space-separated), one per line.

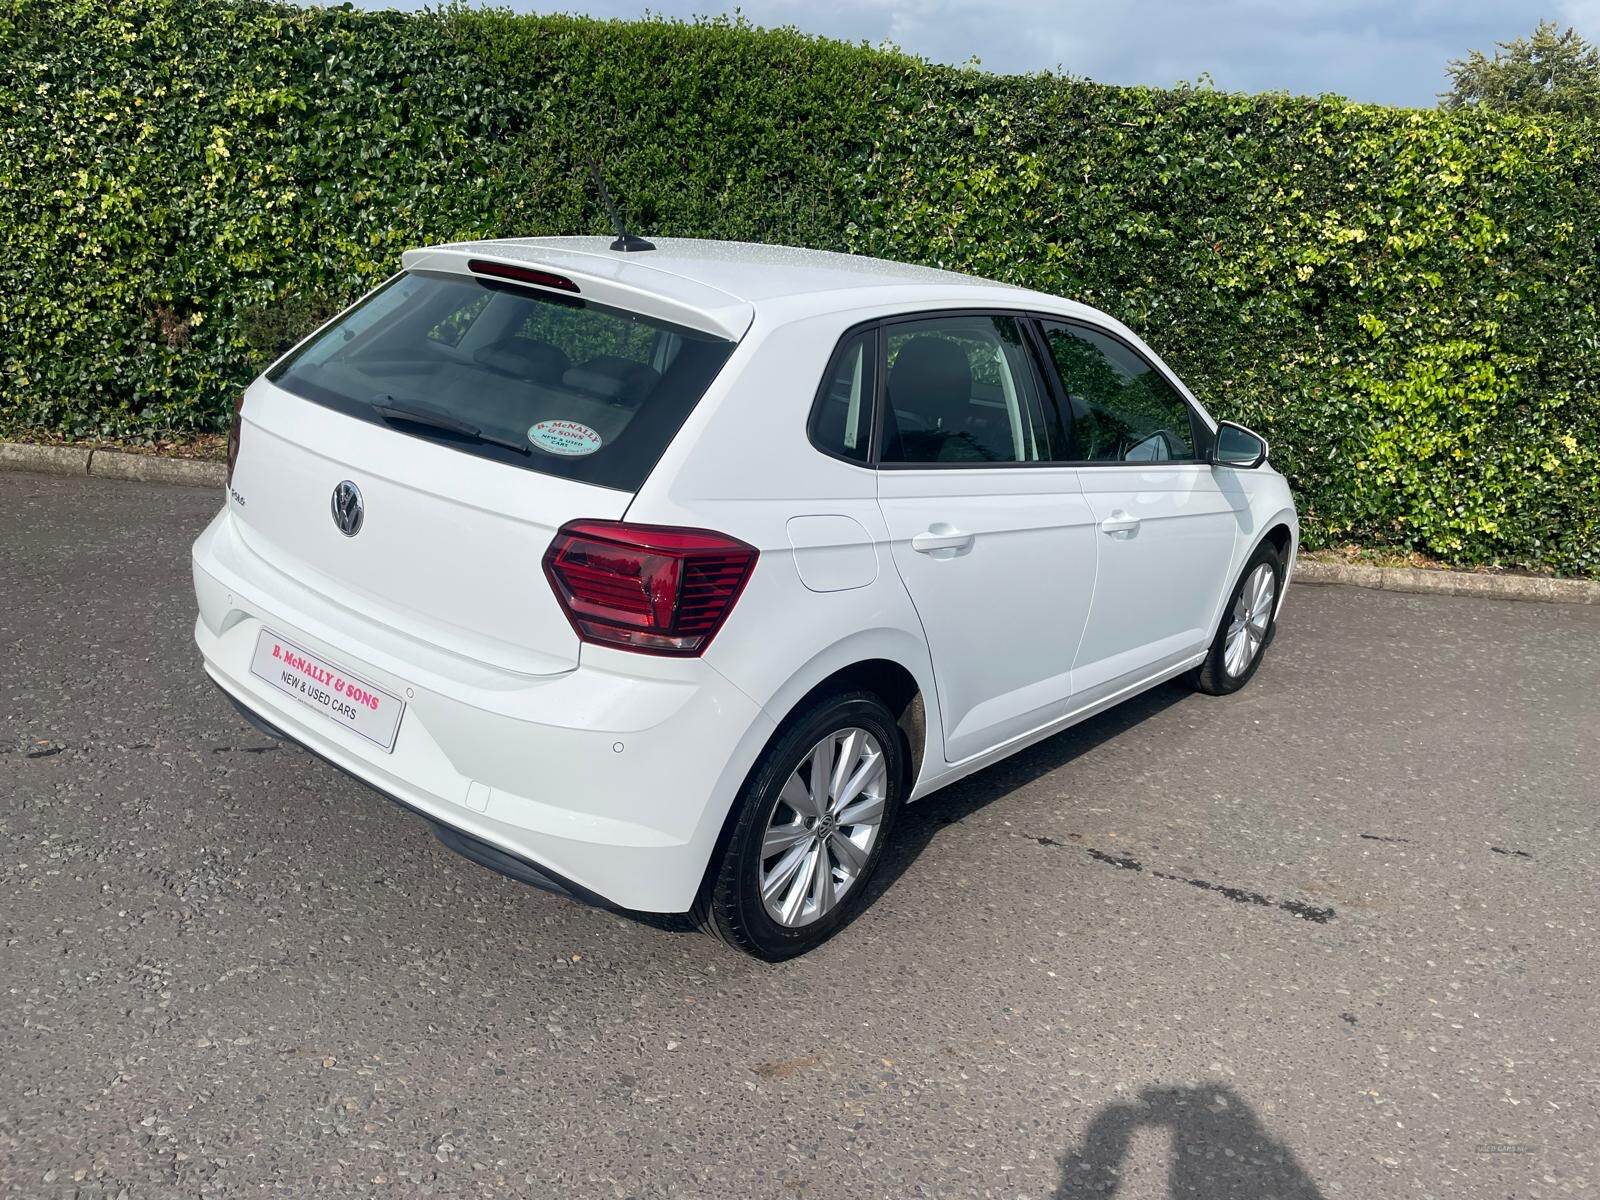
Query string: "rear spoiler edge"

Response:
xmin=401 ymin=248 xmax=755 ymax=342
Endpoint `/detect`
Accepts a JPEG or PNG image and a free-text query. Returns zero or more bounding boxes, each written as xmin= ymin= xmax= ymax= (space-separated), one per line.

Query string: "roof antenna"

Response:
xmin=587 ymin=158 xmax=655 ymax=252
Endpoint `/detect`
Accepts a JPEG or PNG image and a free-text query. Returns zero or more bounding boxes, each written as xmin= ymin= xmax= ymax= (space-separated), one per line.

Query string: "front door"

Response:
xmin=873 ymin=313 xmax=1097 ymax=763
xmin=1035 ymin=320 xmax=1241 ymax=702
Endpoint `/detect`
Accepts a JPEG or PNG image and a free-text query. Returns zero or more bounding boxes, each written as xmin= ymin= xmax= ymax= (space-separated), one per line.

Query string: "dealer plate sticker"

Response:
xmin=527 ymin=419 xmax=602 ymax=456
xmin=249 ymin=629 xmax=405 ymax=752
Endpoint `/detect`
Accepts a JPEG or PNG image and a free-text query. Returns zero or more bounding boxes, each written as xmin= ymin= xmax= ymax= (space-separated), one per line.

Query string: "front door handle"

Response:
xmin=911 ymin=525 xmax=975 ymax=554
xmin=1100 ymin=510 xmax=1141 ymax=535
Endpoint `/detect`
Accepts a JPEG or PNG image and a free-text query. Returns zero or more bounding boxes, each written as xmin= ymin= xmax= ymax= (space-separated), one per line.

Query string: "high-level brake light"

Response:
xmin=467 ymin=259 xmax=581 ymax=293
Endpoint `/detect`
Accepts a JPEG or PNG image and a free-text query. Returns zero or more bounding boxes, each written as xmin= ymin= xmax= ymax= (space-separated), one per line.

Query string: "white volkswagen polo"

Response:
xmin=193 ymin=237 xmax=1297 ymax=959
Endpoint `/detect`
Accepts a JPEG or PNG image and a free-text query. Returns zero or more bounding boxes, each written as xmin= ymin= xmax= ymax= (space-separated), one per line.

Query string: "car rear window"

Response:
xmin=265 ymin=270 xmax=737 ymax=491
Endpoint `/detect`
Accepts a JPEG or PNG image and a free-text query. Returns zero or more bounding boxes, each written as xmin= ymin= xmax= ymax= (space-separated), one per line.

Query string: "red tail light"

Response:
xmin=226 ymin=392 xmax=246 ymax=486
xmin=543 ymin=521 xmax=758 ymax=656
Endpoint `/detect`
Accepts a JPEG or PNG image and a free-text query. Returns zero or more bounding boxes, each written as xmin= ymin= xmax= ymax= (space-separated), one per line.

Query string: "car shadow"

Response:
xmin=1054 ymin=1084 xmax=1327 ymax=1198
xmin=608 ymin=678 xmax=1192 ymax=940
xmin=867 ymin=678 xmax=1192 ymax=901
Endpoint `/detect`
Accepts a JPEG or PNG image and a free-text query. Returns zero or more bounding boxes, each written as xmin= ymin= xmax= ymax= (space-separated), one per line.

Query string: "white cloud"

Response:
xmin=349 ymin=0 xmax=1598 ymax=106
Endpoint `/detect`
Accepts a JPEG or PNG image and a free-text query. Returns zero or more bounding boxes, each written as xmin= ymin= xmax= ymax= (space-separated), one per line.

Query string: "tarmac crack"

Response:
xmin=1034 ymin=836 xmax=1337 ymax=924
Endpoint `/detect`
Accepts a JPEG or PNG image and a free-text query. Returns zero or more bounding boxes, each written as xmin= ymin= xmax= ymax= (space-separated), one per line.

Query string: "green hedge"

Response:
xmin=3 ymin=0 xmax=1597 ymax=574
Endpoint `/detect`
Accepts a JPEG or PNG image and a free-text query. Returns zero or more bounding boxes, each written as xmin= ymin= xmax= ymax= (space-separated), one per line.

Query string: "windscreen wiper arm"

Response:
xmin=373 ymin=397 xmax=530 ymax=456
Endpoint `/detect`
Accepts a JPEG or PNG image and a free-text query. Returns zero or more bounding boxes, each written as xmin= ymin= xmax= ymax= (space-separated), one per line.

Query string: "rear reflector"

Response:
xmin=542 ymin=520 xmax=758 ymax=656
xmin=467 ymin=258 xmax=580 ymax=293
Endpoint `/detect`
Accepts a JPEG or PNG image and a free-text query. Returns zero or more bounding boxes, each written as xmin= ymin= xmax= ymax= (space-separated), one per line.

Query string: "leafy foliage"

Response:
xmin=2 ymin=0 xmax=1597 ymax=574
xmin=1444 ymin=20 xmax=1600 ymax=119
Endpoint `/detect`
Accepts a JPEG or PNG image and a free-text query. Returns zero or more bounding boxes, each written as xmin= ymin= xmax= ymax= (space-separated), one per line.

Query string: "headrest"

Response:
xmin=562 ymin=355 xmax=662 ymax=403
xmin=888 ymin=336 xmax=972 ymax=426
xmin=473 ymin=337 xmax=571 ymax=382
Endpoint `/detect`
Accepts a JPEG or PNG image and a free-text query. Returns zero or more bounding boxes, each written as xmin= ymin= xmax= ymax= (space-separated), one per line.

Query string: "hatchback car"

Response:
xmin=193 ymin=237 xmax=1297 ymax=959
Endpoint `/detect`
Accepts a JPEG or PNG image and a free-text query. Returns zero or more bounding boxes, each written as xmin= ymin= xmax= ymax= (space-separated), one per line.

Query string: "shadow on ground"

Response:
xmin=1055 ymin=1084 xmax=1326 ymax=1198
xmin=606 ymin=677 xmax=1193 ymax=938
xmin=595 ymin=678 xmax=1196 ymax=940
xmin=870 ymin=679 xmax=1191 ymax=899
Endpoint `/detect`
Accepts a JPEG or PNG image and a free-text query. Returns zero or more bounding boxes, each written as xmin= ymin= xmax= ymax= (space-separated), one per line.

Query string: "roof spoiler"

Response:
xmin=400 ymin=247 xmax=753 ymax=341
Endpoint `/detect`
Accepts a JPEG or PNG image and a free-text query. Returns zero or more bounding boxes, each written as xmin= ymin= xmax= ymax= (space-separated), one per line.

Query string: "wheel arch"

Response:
xmin=775 ymin=657 xmax=927 ymax=794
xmin=1248 ymin=506 xmax=1299 ymax=615
xmin=690 ymin=630 xmax=939 ymax=909
xmin=1202 ymin=505 xmax=1299 ymax=639
xmin=1261 ymin=521 xmax=1294 ymax=559
xmin=752 ymin=628 xmax=937 ymax=795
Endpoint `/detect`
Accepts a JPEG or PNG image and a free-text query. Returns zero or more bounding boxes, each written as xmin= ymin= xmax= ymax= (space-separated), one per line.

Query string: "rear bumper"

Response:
xmin=192 ymin=509 xmax=774 ymax=913
xmin=212 ymin=682 xmax=616 ymax=908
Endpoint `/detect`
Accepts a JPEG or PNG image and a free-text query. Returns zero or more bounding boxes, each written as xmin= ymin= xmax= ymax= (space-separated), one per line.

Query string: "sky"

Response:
xmin=350 ymin=0 xmax=1599 ymax=107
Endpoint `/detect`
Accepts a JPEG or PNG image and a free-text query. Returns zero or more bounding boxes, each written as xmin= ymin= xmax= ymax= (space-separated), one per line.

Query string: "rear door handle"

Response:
xmin=911 ymin=526 xmax=975 ymax=554
xmin=1100 ymin=511 xmax=1141 ymax=534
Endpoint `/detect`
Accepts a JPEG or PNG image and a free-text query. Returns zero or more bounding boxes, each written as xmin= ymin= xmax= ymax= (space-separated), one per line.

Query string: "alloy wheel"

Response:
xmin=758 ymin=727 xmax=888 ymax=928
xmin=1224 ymin=562 xmax=1277 ymax=678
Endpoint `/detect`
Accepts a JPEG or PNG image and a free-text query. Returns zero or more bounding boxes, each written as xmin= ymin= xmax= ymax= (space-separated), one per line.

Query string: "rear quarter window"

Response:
xmin=267 ymin=270 xmax=736 ymax=491
xmin=808 ymin=329 xmax=875 ymax=464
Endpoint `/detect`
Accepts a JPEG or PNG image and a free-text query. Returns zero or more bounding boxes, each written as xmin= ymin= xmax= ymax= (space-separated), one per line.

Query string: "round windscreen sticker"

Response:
xmin=527 ymin=420 xmax=603 ymax=457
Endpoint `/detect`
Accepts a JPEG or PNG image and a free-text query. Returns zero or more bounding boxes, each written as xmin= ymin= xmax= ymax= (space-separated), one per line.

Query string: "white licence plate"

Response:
xmin=248 ymin=629 xmax=405 ymax=752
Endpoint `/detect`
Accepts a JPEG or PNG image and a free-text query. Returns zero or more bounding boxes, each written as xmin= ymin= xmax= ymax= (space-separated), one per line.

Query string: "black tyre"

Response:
xmin=696 ymin=691 xmax=906 ymax=961
xmin=1194 ymin=543 xmax=1284 ymax=696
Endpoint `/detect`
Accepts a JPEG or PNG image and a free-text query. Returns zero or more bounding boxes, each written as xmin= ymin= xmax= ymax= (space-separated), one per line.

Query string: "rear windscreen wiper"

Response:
xmin=373 ymin=397 xmax=530 ymax=456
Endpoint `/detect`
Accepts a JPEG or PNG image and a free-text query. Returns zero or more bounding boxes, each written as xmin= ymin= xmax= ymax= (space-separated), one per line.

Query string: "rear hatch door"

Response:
xmin=232 ymin=385 xmax=629 ymax=676
xmin=228 ymin=254 xmax=745 ymax=676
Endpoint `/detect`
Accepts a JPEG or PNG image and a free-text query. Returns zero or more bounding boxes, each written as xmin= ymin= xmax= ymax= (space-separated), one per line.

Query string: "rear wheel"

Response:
xmin=697 ymin=692 xmax=905 ymax=960
xmin=1195 ymin=544 xmax=1283 ymax=695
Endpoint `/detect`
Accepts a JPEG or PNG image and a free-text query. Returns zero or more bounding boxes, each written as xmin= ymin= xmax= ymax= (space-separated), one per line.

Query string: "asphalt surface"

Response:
xmin=2 ymin=470 xmax=1597 ymax=1200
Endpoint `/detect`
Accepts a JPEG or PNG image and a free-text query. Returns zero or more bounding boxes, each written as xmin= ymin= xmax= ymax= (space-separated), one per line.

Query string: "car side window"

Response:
xmin=878 ymin=315 xmax=1052 ymax=465
xmin=1039 ymin=322 xmax=1197 ymax=463
xmin=809 ymin=330 xmax=875 ymax=464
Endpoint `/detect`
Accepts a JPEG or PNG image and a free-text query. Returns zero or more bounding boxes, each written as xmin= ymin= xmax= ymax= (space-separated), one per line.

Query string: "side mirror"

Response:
xmin=1212 ymin=421 xmax=1269 ymax=470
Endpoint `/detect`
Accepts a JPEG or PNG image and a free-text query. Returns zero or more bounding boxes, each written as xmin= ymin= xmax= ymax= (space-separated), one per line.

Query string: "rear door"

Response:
xmin=230 ymin=262 xmax=739 ymax=675
xmin=873 ymin=313 xmax=1097 ymax=763
xmin=1034 ymin=319 xmax=1241 ymax=702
